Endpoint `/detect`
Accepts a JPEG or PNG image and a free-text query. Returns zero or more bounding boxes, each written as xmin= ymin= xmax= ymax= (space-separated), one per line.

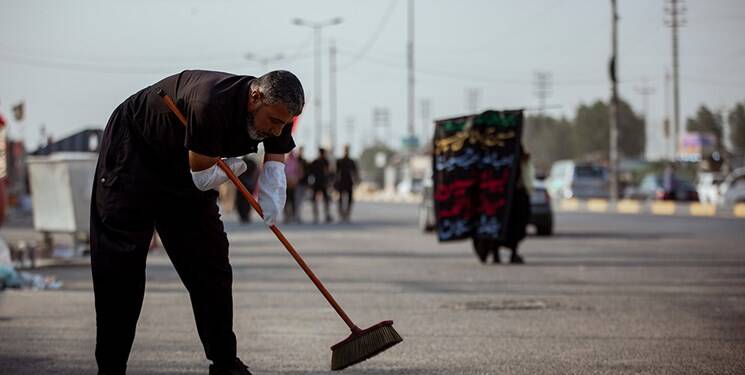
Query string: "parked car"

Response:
xmin=625 ymin=173 xmax=699 ymax=201
xmin=546 ymin=160 xmax=609 ymax=199
xmin=529 ymin=183 xmax=554 ymax=236
xmin=696 ymin=172 xmax=724 ymax=204
xmin=719 ymin=167 xmax=745 ymax=206
xmin=419 ymin=181 xmax=553 ymax=236
xmin=418 ymin=178 xmax=436 ymax=232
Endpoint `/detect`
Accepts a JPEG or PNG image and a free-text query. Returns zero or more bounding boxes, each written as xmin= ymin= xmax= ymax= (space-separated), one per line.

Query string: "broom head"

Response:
xmin=330 ymin=320 xmax=403 ymax=370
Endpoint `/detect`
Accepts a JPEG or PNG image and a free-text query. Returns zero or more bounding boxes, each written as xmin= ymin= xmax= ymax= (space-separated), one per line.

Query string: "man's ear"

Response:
xmin=249 ymin=90 xmax=263 ymax=111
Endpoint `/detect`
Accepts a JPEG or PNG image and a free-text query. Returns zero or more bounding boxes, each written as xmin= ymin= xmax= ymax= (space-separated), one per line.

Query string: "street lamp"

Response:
xmin=292 ymin=17 xmax=343 ymax=152
xmin=244 ymin=52 xmax=285 ymax=71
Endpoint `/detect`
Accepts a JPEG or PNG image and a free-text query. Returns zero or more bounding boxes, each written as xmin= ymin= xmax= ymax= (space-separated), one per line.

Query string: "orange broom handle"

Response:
xmin=157 ymin=89 xmax=361 ymax=333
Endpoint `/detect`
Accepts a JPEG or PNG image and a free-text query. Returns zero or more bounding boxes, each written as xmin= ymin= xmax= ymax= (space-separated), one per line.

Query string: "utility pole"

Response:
xmin=634 ymin=79 xmax=655 ymax=123
xmin=534 ymin=71 xmax=552 ymax=118
xmin=635 ymin=79 xmax=655 ymax=158
xmin=465 ymin=88 xmax=480 ymax=113
xmin=329 ymin=39 xmax=338 ymax=153
xmin=345 ymin=116 xmax=355 ymax=150
xmin=407 ymin=0 xmax=415 ymax=140
xmin=372 ymin=108 xmax=390 ymax=146
xmin=665 ymin=0 xmax=685 ymax=159
xmin=609 ymin=0 xmax=620 ymax=202
xmin=420 ymin=98 xmax=432 ymax=148
xmin=292 ymin=17 xmax=343 ymax=152
xmin=664 ymin=70 xmax=672 ymax=159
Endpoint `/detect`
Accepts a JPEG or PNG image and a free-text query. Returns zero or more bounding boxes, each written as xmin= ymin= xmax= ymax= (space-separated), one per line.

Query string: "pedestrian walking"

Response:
xmin=283 ymin=149 xmax=304 ymax=223
xmin=307 ymin=148 xmax=333 ymax=223
xmin=334 ymin=145 xmax=359 ymax=222
xmin=90 ymin=69 xmax=304 ymax=375
xmin=294 ymin=146 xmax=309 ymax=223
xmin=235 ymin=156 xmax=259 ymax=224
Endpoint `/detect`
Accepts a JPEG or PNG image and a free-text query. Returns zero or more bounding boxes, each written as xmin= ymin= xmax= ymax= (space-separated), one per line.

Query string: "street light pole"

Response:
xmin=293 ymin=17 xmax=342 ymax=153
xmin=329 ymin=39 xmax=338 ymax=153
xmin=407 ymin=0 xmax=415 ymax=141
xmin=244 ymin=52 xmax=285 ymax=71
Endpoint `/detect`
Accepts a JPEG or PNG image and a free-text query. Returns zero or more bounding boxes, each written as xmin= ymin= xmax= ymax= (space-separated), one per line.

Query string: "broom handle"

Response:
xmin=158 ymin=90 xmax=361 ymax=333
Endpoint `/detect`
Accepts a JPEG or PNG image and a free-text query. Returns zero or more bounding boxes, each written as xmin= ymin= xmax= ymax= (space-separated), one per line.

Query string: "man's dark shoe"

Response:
xmin=209 ymin=358 xmax=252 ymax=375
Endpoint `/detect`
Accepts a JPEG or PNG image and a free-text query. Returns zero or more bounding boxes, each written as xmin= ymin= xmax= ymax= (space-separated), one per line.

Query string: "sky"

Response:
xmin=1 ymin=0 xmax=744 ymax=159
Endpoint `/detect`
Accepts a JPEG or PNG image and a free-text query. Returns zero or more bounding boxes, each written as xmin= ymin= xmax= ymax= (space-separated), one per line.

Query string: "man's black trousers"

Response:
xmin=90 ymin=105 xmax=237 ymax=374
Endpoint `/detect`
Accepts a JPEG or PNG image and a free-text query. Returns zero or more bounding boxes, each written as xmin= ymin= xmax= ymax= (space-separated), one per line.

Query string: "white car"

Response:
xmin=546 ymin=160 xmax=609 ymax=200
xmin=696 ymin=172 xmax=724 ymax=204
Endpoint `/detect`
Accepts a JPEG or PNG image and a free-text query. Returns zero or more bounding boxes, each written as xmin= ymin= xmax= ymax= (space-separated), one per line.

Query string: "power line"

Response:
xmin=338 ymin=0 xmax=399 ymax=71
xmin=336 ymin=49 xmax=653 ymax=88
xmin=0 ymin=49 xmax=313 ymax=74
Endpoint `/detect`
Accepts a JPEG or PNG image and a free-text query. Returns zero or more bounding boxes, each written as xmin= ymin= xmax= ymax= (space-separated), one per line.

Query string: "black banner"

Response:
xmin=433 ymin=110 xmax=523 ymax=242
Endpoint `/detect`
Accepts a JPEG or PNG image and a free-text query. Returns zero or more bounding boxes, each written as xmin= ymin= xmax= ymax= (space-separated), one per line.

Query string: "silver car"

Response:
xmin=546 ymin=160 xmax=609 ymax=200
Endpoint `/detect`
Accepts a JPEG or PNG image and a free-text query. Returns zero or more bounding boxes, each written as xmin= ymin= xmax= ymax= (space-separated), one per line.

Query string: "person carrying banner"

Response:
xmin=473 ymin=146 xmax=533 ymax=264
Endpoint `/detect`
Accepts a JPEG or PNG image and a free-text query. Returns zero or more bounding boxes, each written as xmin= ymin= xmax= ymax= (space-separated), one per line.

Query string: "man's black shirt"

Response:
xmin=125 ymin=70 xmax=295 ymax=158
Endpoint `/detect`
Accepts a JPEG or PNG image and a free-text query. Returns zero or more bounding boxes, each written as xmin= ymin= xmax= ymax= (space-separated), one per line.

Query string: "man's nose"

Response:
xmin=271 ymin=125 xmax=283 ymax=137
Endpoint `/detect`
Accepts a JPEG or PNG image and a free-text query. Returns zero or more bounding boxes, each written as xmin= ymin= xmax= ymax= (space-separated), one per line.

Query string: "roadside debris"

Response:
xmin=0 ymin=237 xmax=63 ymax=291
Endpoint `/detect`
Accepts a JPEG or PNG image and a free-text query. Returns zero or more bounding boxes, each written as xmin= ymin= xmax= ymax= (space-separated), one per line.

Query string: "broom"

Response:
xmin=158 ymin=90 xmax=402 ymax=370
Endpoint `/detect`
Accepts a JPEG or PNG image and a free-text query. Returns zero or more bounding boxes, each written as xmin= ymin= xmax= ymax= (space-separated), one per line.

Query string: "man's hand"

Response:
xmin=258 ymin=160 xmax=287 ymax=226
xmin=190 ymin=156 xmax=248 ymax=191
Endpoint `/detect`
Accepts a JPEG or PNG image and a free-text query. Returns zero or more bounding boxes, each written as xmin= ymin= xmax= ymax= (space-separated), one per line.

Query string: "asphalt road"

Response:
xmin=1 ymin=202 xmax=744 ymax=374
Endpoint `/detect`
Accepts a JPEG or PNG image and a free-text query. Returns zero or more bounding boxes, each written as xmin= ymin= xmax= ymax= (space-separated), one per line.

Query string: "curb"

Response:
xmin=555 ymin=199 xmax=744 ymax=219
xmin=356 ymin=193 xmax=745 ymax=219
xmin=356 ymin=192 xmax=422 ymax=204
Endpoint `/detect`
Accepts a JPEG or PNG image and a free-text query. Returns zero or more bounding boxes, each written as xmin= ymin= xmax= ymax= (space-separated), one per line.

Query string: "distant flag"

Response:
xmin=12 ymin=101 xmax=24 ymax=122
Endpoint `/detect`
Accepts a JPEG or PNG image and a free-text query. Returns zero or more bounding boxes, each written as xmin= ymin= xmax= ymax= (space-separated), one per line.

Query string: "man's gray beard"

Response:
xmin=248 ymin=124 xmax=266 ymax=141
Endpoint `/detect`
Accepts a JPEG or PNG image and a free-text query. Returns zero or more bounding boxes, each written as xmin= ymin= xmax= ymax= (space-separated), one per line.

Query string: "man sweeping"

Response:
xmin=90 ymin=70 xmax=304 ymax=375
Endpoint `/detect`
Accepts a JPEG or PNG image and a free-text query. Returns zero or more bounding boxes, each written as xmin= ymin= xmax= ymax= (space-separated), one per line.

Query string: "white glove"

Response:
xmin=191 ymin=157 xmax=248 ymax=191
xmin=258 ymin=160 xmax=287 ymax=226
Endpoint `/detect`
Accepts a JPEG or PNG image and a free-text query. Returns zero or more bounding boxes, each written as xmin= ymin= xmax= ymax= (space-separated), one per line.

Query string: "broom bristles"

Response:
xmin=330 ymin=322 xmax=403 ymax=371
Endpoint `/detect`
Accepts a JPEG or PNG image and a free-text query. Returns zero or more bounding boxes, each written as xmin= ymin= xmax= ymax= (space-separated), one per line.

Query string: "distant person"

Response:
xmin=334 ymin=145 xmax=359 ymax=222
xmin=235 ymin=156 xmax=260 ymax=224
xmin=283 ymin=149 xmax=304 ymax=223
xmin=294 ymin=146 xmax=309 ymax=223
xmin=308 ymin=147 xmax=333 ymax=223
xmin=473 ymin=146 xmax=533 ymax=264
xmin=663 ymin=163 xmax=677 ymax=200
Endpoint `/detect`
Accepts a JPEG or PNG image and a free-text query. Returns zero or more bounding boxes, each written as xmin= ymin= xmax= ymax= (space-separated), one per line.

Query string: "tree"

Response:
xmin=523 ymin=115 xmax=575 ymax=173
xmin=686 ymin=105 xmax=724 ymax=151
xmin=728 ymin=102 xmax=745 ymax=154
xmin=572 ymin=99 xmax=646 ymax=160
